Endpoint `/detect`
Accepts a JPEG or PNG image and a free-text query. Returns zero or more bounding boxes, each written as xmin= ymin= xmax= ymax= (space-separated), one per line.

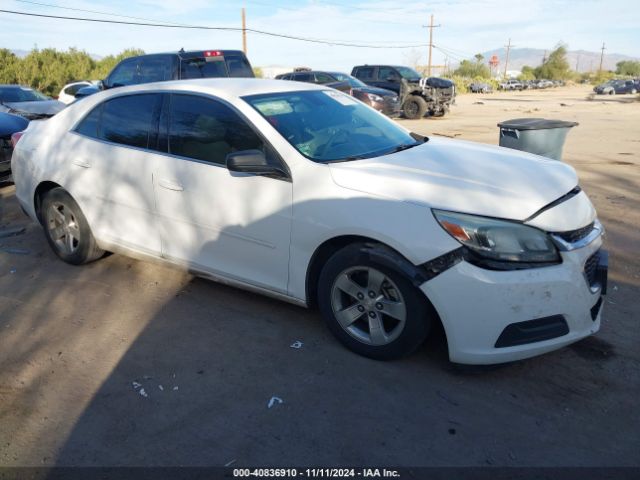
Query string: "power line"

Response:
xmin=0 ymin=9 xmax=430 ymax=49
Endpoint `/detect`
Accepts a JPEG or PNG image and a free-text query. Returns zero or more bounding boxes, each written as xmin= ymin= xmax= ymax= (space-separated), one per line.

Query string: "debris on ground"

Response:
xmin=290 ymin=340 xmax=303 ymax=349
xmin=473 ymin=101 xmax=484 ymax=105
xmin=132 ymin=381 xmax=142 ymax=390
xmin=139 ymin=388 xmax=148 ymax=398
xmin=225 ymin=459 xmax=237 ymax=467
xmin=158 ymin=385 xmax=164 ymax=391
xmin=9 ymin=268 xmax=16 ymax=274
xmin=173 ymin=386 xmax=179 ymax=391
xmin=0 ymin=226 xmax=26 ymax=239
xmin=267 ymin=396 xmax=283 ymax=409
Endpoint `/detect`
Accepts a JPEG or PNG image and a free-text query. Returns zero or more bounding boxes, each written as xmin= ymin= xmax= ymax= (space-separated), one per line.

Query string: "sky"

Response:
xmin=1 ymin=0 xmax=639 ymax=72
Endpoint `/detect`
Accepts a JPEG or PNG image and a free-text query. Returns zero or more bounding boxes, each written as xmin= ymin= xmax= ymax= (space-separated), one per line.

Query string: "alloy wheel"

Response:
xmin=47 ymin=202 xmax=80 ymax=255
xmin=330 ymin=266 xmax=407 ymax=346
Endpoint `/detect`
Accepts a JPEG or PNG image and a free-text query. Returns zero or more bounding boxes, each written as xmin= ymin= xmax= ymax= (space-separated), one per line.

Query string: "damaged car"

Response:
xmin=12 ymin=79 xmax=607 ymax=365
xmin=0 ymin=85 xmax=65 ymax=120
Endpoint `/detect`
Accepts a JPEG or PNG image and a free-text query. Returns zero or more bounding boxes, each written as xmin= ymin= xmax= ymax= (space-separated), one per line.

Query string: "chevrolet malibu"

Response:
xmin=11 ymin=79 xmax=607 ymax=364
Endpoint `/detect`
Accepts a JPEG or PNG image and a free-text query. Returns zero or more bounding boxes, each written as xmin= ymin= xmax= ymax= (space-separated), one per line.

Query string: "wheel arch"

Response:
xmin=33 ymin=180 xmax=64 ymax=223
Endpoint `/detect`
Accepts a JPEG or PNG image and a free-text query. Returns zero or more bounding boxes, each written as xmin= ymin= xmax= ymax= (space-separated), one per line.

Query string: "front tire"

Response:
xmin=318 ymin=243 xmax=431 ymax=360
xmin=402 ymin=95 xmax=428 ymax=119
xmin=41 ymin=188 xmax=104 ymax=265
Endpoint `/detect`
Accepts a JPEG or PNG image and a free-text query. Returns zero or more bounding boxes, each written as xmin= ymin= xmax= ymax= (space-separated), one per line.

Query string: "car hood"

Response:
xmin=2 ymin=100 xmax=65 ymax=117
xmin=328 ymin=136 xmax=579 ymax=222
xmin=354 ymin=86 xmax=397 ymax=97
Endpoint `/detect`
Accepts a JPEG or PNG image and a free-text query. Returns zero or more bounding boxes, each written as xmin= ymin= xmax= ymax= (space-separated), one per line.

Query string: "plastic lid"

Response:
xmin=497 ymin=118 xmax=579 ymax=130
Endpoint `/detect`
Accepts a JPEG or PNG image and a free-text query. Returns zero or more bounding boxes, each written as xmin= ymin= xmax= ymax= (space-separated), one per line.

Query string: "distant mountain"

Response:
xmin=474 ymin=47 xmax=639 ymax=73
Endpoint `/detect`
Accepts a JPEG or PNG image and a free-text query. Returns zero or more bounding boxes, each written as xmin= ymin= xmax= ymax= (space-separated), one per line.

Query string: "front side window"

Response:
xmin=168 ymin=94 xmax=264 ymax=165
xmin=396 ymin=66 xmax=422 ymax=81
xmin=245 ymin=90 xmax=419 ymax=163
xmin=107 ymin=58 xmax=139 ymax=87
xmin=378 ymin=67 xmax=397 ymax=80
xmin=100 ymin=94 xmax=160 ymax=148
xmin=293 ymin=73 xmax=312 ymax=82
xmin=75 ymin=104 xmax=102 ymax=138
xmin=314 ymin=73 xmax=335 ymax=84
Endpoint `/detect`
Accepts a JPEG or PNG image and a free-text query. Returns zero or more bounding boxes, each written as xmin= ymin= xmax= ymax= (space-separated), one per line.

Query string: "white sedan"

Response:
xmin=11 ymin=79 xmax=607 ymax=364
xmin=57 ymin=81 xmax=93 ymax=104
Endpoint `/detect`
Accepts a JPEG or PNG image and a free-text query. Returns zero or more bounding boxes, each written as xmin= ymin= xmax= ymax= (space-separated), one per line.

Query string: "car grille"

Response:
xmin=584 ymin=250 xmax=600 ymax=289
xmin=554 ymin=222 xmax=595 ymax=244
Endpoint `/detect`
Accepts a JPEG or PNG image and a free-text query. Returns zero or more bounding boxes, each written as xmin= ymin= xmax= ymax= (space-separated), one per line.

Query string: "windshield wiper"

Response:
xmin=388 ymin=142 xmax=422 ymax=154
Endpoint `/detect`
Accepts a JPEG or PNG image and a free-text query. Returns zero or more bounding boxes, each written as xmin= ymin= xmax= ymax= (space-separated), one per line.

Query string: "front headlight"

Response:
xmin=367 ymin=93 xmax=384 ymax=103
xmin=433 ymin=210 xmax=560 ymax=265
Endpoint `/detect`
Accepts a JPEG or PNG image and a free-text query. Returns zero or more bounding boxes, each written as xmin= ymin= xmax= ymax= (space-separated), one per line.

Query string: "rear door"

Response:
xmin=152 ymin=93 xmax=292 ymax=292
xmin=67 ymin=93 xmax=163 ymax=254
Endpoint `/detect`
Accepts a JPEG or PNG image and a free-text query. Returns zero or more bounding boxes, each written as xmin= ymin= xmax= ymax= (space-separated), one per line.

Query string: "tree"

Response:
xmin=616 ymin=60 xmax=640 ymax=76
xmin=534 ymin=44 xmax=571 ymax=80
xmin=518 ymin=65 xmax=536 ymax=81
xmin=453 ymin=53 xmax=490 ymax=79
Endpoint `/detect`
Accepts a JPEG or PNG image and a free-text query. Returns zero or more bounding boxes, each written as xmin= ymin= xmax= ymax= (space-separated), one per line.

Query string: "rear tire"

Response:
xmin=41 ymin=188 xmax=104 ymax=265
xmin=318 ymin=243 xmax=431 ymax=360
xmin=402 ymin=95 xmax=428 ymax=119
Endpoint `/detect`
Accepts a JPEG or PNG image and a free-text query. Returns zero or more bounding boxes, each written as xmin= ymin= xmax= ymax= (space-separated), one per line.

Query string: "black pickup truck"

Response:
xmin=351 ymin=65 xmax=455 ymax=119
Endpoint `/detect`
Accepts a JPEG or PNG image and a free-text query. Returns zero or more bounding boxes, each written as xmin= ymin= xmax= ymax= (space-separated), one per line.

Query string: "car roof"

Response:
xmin=92 ymin=78 xmax=331 ymax=99
xmin=0 ymin=84 xmax=31 ymax=89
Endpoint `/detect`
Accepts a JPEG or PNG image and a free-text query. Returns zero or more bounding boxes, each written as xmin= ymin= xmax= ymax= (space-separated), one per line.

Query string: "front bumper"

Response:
xmin=421 ymin=235 xmax=605 ymax=364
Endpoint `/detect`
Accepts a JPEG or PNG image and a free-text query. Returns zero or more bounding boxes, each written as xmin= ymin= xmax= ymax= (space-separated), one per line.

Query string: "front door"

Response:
xmin=152 ymin=93 xmax=293 ymax=293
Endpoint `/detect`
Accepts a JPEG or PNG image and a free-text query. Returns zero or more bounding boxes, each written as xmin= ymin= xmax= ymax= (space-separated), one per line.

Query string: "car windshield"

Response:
xmin=0 ymin=87 xmax=50 ymax=103
xmin=244 ymin=90 xmax=420 ymax=163
xmin=396 ymin=67 xmax=422 ymax=81
xmin=329 ymin=73 xmax=367 ymax=88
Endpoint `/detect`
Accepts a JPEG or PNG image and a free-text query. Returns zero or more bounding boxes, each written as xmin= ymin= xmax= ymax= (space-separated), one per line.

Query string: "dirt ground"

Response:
xmin=0 ymin=85 xmax=638 ymax=467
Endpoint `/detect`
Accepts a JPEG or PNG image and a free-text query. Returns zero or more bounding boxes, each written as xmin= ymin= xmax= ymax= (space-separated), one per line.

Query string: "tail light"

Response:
xmin=204 ymin=50 xmax=223 ymax=57
xmin=11 ymin=131 xmax=24 ymax=148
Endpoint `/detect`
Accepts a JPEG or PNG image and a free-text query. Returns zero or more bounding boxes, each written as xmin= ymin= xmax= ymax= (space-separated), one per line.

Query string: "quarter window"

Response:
xmin=354 ymin=67 xmax=374 ymax=80
xmin=314 ymin=73 xmax=335 ymax=84
xmin=168 ymin=94 xmax=265 ymax=165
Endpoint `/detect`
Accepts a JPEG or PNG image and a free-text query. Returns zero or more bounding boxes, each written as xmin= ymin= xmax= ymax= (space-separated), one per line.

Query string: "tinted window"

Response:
xmin=378 ymin=67 xmax=396 ymax=80
xmin=168 ymin=94 xmax=264 ymax=165
xmin=108 ymin=59 xmax=139 ymax=87
xmin=64 ymin=83 xmax=87 ymax=96
xmin=353 ymin=67 xmax=374 ymax=80
xmin=293 ymin=73 xmax=312 ymax=82
xmin=225 ymin=55 xmax=254 ymax=77
xmin=314 ymin=73 xmax=335 ymax=84
xmin=100 ymin=94 xmax=160 ymax=148
xmin=180 ymin=57 xmax=227 ymax=79
xmin=75 ymin=104 xmax=102 ymax=138
xmin=139 ymin=56 xmax=175 ymax=83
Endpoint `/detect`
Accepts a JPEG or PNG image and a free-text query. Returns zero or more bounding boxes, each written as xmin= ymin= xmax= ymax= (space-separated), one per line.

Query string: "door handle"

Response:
xmin=158 ymin=179 xmax=184 ymax=191
xmin=72 ymin=159 xmax=91 ymax=168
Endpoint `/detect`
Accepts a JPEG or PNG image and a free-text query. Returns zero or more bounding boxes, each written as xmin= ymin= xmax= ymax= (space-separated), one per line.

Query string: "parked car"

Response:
xmin=0 ymin=85 xmax=65 ymax=120
xmin=468 ymin=82 xmax=493 ymax=93
xmin=0 ymin=111 xmax=29 ymax=180
xmin=351 ymin=65 xmax=455 ymax=119
xmin=276 ymin=70 xmax=400 ymax=116
xmin=12 ymin=79 xmax=607 ymax=365
xmin=75 ymin=49 xmax=254 ymax=99
xmin=58 ymin=81 xmax=93 ymax=104
xmin=594 ymin=79 xmax=638 ymax=95
xmin=498 ymin=79 xmax=523 ymax=91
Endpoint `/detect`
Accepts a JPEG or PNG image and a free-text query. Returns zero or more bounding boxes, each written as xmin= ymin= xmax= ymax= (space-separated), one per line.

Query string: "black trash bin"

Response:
xmin=498 ymin=118 xmax=578 ymax=160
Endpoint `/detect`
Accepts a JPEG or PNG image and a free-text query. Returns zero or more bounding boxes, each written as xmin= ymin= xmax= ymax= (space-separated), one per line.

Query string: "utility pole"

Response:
xmin=241 ymin=7 xmax=247 ymax=54
xmin=503 ymin=38 xmax=513 ymax=79
xmin=422 ymin=15 xmax=441 ymax=76
xmin=598 ymin=42 xmax=606 ymax=72
xmin=575 ymin=54 xmax=580 ymax=72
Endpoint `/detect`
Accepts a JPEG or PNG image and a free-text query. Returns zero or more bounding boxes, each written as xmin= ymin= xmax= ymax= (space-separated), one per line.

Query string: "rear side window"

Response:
xmin=139 ymin=56 xmax=175 ymax=83
xmin=75 ymin=104 xmax=102 ymax=138
xmin=168 ymin=94 xmax=263 ymax=165
xmin=100 ymin=94 xmax=161 ymax=148
xmin=353 ymin=67 xmax=374 ymax=80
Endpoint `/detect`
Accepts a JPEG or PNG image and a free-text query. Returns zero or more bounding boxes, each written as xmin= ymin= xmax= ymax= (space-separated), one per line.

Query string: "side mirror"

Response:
xmin=96 ymin=80 xmax=105 ymax=90
xmin=226 ymin=150 xmax=287 ymax=178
